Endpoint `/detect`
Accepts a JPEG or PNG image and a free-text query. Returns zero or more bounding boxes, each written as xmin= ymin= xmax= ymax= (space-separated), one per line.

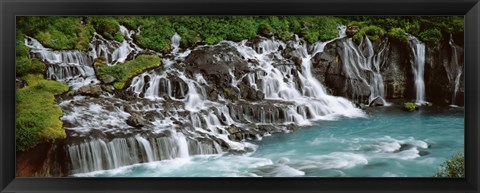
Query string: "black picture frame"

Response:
xmin=1 ymin=0 xmax=479 ymax=192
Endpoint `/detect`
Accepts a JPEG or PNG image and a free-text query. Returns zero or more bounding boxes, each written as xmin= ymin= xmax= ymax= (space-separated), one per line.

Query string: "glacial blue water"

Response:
xmin=75 ymin=107 xmax=464 ymax=177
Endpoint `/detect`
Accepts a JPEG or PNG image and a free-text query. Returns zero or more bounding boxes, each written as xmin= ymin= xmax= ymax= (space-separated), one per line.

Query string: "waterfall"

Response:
xmin=409 ymin=36 xmax=427 ymax=105
xmin=68 ymin=134 xmax=220 ymax=174
xmin=42 ymin=29 xmax=366 ymax=175
xmin=25 ymin=25 xmax=143 ymax=89
xmin=171 ymin=32 xmax=181 ymax=54
xmin=447 ymin=35 xmax=463 ymax=106
xmin=340 ymin=36 xmax=388 ymax=105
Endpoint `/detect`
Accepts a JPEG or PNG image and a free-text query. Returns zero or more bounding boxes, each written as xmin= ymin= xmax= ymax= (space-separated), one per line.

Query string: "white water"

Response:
xmin=25 ymin=25 xmax=143 ymax=89
xmin=340 ymin=36 xmax=388 ymax=105
xmin=447 ymin=35 xmax=463 ymax=106
xmin=31 ymin=26 xmax=366 ymax=175
xmin=409 ymin=36 xmax=427 ymax=105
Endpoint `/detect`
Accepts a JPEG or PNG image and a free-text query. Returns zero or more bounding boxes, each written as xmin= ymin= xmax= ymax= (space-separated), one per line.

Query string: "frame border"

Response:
xmin=1 ymin=0 xmax=479 ymax=192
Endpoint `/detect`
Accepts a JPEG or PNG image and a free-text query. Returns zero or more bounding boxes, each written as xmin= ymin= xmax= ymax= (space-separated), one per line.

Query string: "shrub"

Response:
xmin=434 ymin=152 xmax=464 ymax=177
xmin=403 ymin=102 xmax=417 ymax=112
xmin=388 ymin=28 xmax=409 ymax=42
xmin=95 ymin=55 xmax=161 ymax=90
xmin=419 ymin=28 xmax=443 ymax=46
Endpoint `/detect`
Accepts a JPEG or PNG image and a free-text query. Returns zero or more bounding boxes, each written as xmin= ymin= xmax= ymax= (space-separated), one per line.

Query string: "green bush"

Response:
xmin=434 ymin=152 xmax=464 ymax=177
xmin=16 ymin=74 xmax=68 ymax=152
xmin=388 ymin=28 xmax=409 ymax=42
xmin=419 ymin=28 xmax=443 ymax=46
xmin=403 ymin=102 xmax=417 ymax=112
xmin=95 ymin=55 xmax=161 ymax=90
xmin=352 ymin=25 xmax=386 ymax=43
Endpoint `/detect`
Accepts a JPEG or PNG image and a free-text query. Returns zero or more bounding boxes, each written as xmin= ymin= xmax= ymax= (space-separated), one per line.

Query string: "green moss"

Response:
xmin=403 ymin=102 xmax=417 ymax=112
xmin=16 ymin=74 xmax=68 ymax=152
xmin=388 ymin=28 xmax=409 ymax=42
xmin=434 ymin=152 xmax=464 ymax=177
xmin=95 ymin=55 xmax=161 ymax=90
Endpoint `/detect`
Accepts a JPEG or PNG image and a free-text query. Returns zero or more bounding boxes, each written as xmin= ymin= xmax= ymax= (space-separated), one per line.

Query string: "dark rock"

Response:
xmin=258 ymin=26 xmax=274 ymax=38
xmin=78 ymin=85 xmax=102 ymax=97
xmin=292 ymin=56 xmax=303 ymax=66
xmin=346 ymin=26 xmax=360 ymax=37
xmin=126 ymin=113 xmax=146 ymax=127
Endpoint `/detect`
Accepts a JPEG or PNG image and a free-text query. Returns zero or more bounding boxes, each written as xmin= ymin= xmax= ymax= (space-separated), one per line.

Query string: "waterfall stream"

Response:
xmin=339 ymin=36 xmax=388 ymax=105
xmin=409 ymin=35 xmax=427 ymax=105
xmin=26 ymin=25 xmax=450 ymax=175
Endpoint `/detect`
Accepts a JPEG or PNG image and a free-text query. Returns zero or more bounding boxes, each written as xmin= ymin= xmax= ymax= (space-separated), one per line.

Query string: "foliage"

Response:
xmin=87 ymin=17 xmax=122 ymax=41
xmin=388 ymin=28 xmax=409 ymax=42
xmin=344 ymin=16 xmax=464 ymax=46
xmin=16 ymin=16 xmax=95 ymax=51
xmin=352 ymin=25 xmax=386 ymax=43
xmin=95 ymin=55 xmax=161 ymax=90
xmin=16 ymin=33 xmax=45 ymax=77
xmin=17 ymin=16 xmax=463 ymax=51
xmin=434 ymin=152 xmax=465 ymax=177
xmin=16 ymin=74 xmax=68 ymax=152
xmin=419 ymin=29 xmax=443 ymax=46
xmin=403 ymin=102 xmax=417 ymax=112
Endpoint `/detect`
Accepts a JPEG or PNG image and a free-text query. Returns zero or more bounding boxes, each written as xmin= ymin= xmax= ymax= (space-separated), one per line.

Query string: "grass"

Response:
xmin=16 ymin=74 xmax=69 ymax=152
xmin=95 ymin=55 xmax=161 ymax=90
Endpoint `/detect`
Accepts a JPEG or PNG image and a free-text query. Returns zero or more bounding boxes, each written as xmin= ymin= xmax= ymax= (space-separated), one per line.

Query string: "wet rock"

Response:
xmin=369 ymin=97 xmax=385 ymax=107
xmin=126 ymin=113 xmax=146 ymax=127
xmin=114 ymin=89 xmax=136 ymax=101
xmin=78 ymin=85 xmax=102 ymax=97
xmin=258 ymin=25 xmax=274 ymax=38
xmin=346 ymin=26 xmax=360 ymax=37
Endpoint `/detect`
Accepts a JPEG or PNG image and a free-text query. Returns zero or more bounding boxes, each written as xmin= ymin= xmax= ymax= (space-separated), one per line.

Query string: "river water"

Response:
xmin=74 ymin=107 xmax=464 ymax=177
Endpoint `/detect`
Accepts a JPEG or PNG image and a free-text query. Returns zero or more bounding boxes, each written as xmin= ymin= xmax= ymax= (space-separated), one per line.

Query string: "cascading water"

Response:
xmin=25 ymin=25 xmax=143 ymax=89
xmin=29 ymin=25 xmax=366 ymax=175
xmin=409 ymin=35 xmax=427 ymax=105
xmin=340 ymin=36 xmax=388 ymax=105
xmin=447 ymin=35 xmax=463 ymax=106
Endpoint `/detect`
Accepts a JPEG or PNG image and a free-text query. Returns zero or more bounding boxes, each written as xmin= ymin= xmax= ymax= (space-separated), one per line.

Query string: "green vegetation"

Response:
xmin=345 ymin=16 xmax=464 ymax=46
xmin=388 ymin=28 xmax=409 ymax=42
xmin=352 ymin=25 xmax=386 ymax=43
xmin=17 ymin=16 xmax=95 ymax=51
xmin=434 ymin=152 xmax=464 ymax=177
xmin=16 ymin=33 xmax=45 ymax=77
xmin=95 ymin=55 xmax=161 ymax=89
xmin=17 ymin=16 xmax=463 ymax=51
xmin=403 ymin=102 xmax=417 ymax=112
xmin=16 ymin=74 xmax=68 ymax=152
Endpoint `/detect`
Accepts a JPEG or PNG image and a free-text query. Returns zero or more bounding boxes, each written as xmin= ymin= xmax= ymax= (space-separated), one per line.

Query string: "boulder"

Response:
xmin=126 ymin=112 xmax=146 ymax=127
xmin=346 ymin=26 xmax=360 ymax=37
xmin=78 ymin=85 xmax=102 ymax=97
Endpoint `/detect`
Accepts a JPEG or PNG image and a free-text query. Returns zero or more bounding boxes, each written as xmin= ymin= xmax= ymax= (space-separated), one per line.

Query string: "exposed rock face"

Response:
xmin=424 ymin=35 xmax=465 ymax=106
xmin=101 ymin=75 xmax=116 ymax=84
xmin=311 ymin=35 xmax=464 ymax=106
xmin=78 ymin=85 xmax=102 ymax=97
xmin=16 ymin=140 xmax=69 ymax=177
xmin=346 ymin=26 xmax=360 ymax=37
